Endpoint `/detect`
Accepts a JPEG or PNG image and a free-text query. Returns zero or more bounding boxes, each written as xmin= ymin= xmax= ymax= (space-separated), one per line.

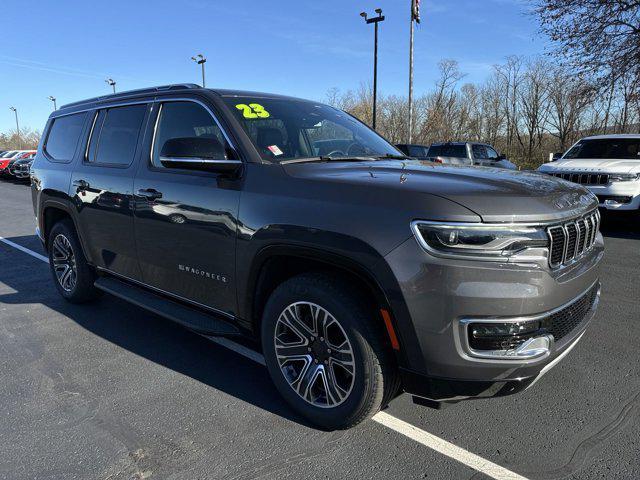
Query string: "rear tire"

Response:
xmin=48 ymin=219 xmax=101 ymax=303
xmin=261 ymin=272 xmax=398 ymax=430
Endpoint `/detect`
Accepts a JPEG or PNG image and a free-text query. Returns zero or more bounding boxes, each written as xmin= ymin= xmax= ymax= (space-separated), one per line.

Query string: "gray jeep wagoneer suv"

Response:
xmin=31 ymin=85 xmax=603 ymax=429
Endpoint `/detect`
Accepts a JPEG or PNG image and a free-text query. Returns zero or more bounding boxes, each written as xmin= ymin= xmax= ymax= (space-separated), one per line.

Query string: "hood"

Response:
xmin=539 ymin=158 xmax=640 ymax=174
xmin=283 ymin=160 xmax=597 ymax=223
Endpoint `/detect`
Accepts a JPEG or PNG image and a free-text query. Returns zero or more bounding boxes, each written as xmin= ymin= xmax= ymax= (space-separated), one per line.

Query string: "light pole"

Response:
xmin=360 ymin=9 xmax=385 ymax=131
xmin=408 ymin=0 xmax=421 ymax=143
xmin=191 ymin=54 xmax=207 ymax=87
xmin=9 ymin=106 xmax=21 ymax=147
xmin=48 ymin=96 xmax=57 ymax=110
xmin=105 ymin=78 xmax=116 ymax=94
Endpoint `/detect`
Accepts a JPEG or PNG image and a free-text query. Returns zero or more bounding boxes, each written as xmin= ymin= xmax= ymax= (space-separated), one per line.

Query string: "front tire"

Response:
xmin=261 ymin=273 xmax=398 ymax=430
xmin=48 ymin=219 xmax=101 ymax=303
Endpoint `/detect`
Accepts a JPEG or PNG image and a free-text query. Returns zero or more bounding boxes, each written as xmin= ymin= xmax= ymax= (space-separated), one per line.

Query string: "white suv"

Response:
xmin=538 ymin=134 xmax=640 ymax=211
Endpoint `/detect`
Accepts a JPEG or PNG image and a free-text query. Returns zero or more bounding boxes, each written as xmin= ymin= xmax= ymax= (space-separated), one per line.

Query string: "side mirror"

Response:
xmin=551 ymin=152 xmax=563 ymax=162
xmin=497 ymin=153 xmax=507 ymax=160
xmin=159 ymin=137 xmax=241 ymax=173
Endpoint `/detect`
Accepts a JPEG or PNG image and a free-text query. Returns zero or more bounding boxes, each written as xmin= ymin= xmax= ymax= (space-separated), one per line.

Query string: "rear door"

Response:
xmin=132 ymin=98 xmax=241 ymax=316
xmin=70 ymin=102 xmax=150 ymax=280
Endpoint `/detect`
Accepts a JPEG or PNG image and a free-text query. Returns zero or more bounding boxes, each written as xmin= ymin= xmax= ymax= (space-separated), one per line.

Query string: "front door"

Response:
xmin=133 ymin=99 xmax=241 ymax=316
xmin=70 ymin=103 xmax=150 ymax=280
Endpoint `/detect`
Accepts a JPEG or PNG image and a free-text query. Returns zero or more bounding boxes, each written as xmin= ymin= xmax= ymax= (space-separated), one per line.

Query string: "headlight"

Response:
xmin=609 ymin=173 xmax=640 ymax=182
xmin=411 ymin=222 xmax=549 ymax=259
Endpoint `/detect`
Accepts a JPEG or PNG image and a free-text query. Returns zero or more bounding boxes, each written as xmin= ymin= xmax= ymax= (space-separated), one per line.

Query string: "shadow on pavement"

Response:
xmin=0 ymin=234 xmax=308 ymax=428
xmin=599 ymin=210 xmax=640 ymax=240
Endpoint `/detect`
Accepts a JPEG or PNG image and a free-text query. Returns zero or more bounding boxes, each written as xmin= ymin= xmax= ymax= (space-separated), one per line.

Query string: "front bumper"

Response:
xmin=384 ymin=233 xmax=604 ymax=401
xmin=586 ymin=183 xmax=640 ymax=210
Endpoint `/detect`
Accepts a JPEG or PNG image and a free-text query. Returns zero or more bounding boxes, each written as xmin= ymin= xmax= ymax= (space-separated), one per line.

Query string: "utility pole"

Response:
xmin=105 ymin=78 xmax=116 ymax=93
xmin=191 ymin=54 xmax=207 ymax=87
xmin=408 ymin=0 xmax=421 ymax=143
xmin=9 ymin=107 xmax=21 ymax=148
xmin=360 ymin=9 xmax=385 ymax=131
xmin=48 ymin=96 xmax=57 ymax=110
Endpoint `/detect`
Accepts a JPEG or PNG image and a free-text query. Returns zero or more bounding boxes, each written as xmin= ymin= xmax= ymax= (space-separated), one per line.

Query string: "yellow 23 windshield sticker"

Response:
xmin=235 ymin=103 xmax=270 ymax=119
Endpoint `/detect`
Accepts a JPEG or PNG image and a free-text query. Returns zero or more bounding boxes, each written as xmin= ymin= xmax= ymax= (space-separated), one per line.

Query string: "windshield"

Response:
xmin=222 ymin=96 xmax=400 ymax=162
xmin=564 ymin=138 xmax=640 ymax=160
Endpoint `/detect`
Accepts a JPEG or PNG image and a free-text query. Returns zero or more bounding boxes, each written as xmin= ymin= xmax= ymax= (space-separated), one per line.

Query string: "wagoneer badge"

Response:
xmin=179 ymin=264 xmax=228 ymax=283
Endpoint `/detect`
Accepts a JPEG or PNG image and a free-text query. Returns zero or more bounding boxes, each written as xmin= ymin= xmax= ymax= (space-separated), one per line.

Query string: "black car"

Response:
xmin=395 ymin=143 xmax=429 ymax=160
xmin=31 ymin=84 xmax=603 ymax=429
xmin=10 ymin=156 xmax=36 ymax=179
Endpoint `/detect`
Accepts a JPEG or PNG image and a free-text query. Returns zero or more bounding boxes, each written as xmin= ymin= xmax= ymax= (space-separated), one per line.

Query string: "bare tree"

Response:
xmin=546 ymin=69 xmax=594 ymax=150
xmin=535 ymin=0 xmax=640 ymax=86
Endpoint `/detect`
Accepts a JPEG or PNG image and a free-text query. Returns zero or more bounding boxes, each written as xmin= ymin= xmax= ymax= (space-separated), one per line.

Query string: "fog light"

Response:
xmin=469 ymin=320 xmax=540 ymax=351
xmin=466 ymin=320 xmax=552 ymax=359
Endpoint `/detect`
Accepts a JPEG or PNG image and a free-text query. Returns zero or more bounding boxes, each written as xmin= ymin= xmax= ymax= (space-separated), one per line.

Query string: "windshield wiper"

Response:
xmin=376 ymin=154 xmax=412 ymax=160
xmin=320 ymin=155 xmax=377 ymax=162
xmin=280 ymin=156 xmax=377 ymax=164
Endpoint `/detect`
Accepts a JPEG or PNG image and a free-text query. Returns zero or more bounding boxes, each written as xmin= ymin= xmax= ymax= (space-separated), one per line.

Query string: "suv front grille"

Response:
xmin=541 ymin=283 xmax=599 ymax=342
xmin=549 ymin=172 xmax=609 ymax=185
xmin=547 ymin=210 xmax=600 ymax=268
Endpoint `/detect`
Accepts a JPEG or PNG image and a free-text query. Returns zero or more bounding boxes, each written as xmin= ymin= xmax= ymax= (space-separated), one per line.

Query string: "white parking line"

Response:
xmin=0 ymin=238 xmax=529 ymax=480
xmin=0 ymin=236 xmax=49 ymax=263
xmin=372 ymin=412 xmax=528 ymax=480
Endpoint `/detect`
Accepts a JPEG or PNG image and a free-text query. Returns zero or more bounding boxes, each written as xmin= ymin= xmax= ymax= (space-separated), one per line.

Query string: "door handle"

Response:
xmin=72 ymin=179 xmax=89 ymax=191
xmin=137 ymin=188 xmax=163 ymax=200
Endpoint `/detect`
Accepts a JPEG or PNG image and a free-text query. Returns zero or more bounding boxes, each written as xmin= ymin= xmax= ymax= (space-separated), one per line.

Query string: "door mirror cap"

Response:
xmin=551 ymin=152 xmax=563 ymax=161
xmin=159 ymin=137 xmax=241 ymax=173
xmin=497 ymin=153 xmax=507 ymax=160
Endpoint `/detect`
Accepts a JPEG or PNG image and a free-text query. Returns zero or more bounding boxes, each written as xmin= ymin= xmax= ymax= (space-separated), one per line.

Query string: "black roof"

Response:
xmin=59 ymin=84 xmax=314 ymax=111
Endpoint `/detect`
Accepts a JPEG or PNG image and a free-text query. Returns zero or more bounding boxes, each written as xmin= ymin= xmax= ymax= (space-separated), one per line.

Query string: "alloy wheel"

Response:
xmin=52 ymin=234 xmax=77 ymax=292
xmin=274 ymin=302 xmax=355 ymax=408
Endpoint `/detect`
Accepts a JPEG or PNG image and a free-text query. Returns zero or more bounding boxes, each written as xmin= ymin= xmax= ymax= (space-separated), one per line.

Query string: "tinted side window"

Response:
xmin=90 ymin=104 xmax=147 ymax=166
xmin=152 ymin=101 xmax=230 ymax=168
xmin=485 ymin=146 xmax=499 ymax=160
xmin=428 ymin=145 xmax=466 ymax=157
xmin=408 ymin=145 xmax=427 ymax=157
xmin=472 ymin=144 xmax=487 ymax=159
xmin=45 ymin=112 xmax=87 ymax=161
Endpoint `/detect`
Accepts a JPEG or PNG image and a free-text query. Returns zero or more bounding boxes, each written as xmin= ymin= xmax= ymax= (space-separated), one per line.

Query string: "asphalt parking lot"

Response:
xmin=0 ymin=178 xmax=638 ymax=480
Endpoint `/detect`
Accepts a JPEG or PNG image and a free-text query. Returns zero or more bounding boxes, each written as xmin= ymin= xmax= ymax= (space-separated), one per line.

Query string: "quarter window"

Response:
xmin=151 ymin=101 xmax=231 ymax=168
xmin=472 ymin=144 xmax=488 ymax=159
xmin=45 ymin=112 xmax=87 ymax=161
xmin=88 ymin=104 xmax=147 ymax=166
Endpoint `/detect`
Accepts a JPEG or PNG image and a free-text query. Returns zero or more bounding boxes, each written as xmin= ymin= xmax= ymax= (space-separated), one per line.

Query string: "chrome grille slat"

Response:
xmin=549 ymin=172 xmax=610 ymax=185
xmin=547 ymin=210 xmax=600 ymax=268
xmin=565 ymin=223 xmax=577 ymax=261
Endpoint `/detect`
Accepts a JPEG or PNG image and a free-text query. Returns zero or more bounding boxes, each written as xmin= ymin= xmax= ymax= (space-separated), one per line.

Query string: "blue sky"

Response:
xmin=0 ymin=0 xmax=549 ymax=134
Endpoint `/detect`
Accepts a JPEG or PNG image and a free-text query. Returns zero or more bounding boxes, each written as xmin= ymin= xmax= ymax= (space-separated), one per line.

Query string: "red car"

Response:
xmin=0 ymin=150 xmax=36 ymax=175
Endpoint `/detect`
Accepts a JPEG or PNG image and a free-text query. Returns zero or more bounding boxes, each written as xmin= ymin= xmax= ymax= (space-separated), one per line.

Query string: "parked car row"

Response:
xmin=395 ymin=141 xmax=517 ymax=169
xmin=0 ymin=149 xmax=37 ymax=180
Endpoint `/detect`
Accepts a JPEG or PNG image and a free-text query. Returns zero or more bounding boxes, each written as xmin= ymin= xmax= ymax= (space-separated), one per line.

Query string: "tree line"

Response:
xmin=327 ymin=55 xmax=639 ymax=169
xmin=0 ymin=129 xmax=40 ymax=151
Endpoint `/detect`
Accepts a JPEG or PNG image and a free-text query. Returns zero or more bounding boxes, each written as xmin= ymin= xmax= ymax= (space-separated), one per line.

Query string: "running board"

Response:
xmin=94 ymin=276 xmax=240 ymax=336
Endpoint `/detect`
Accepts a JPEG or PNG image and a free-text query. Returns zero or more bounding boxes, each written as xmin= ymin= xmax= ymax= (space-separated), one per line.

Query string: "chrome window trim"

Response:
xmin=84 ymin=110 xmax=99 ymax=162
xmin=149 ymin=97 xmax=240 ymax=171
xmin=453 ymin=281 xmax=600 ymax=364
xmin=48 ymin=99 xmax=155 ymax=118
xmin=157 ymin=156 xmax=242 ymax=165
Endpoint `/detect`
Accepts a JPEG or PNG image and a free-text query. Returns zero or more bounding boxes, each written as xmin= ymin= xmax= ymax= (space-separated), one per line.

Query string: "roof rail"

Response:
xmin=59 ymin=84 xmax=201 ymax=110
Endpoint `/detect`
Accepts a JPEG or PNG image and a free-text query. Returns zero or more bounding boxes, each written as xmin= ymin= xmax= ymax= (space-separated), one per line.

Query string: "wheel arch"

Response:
xmin=40 ymin=201 xmax=89 ymax=260
xmin=243 ymin=244 xmax=400 ymax=353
